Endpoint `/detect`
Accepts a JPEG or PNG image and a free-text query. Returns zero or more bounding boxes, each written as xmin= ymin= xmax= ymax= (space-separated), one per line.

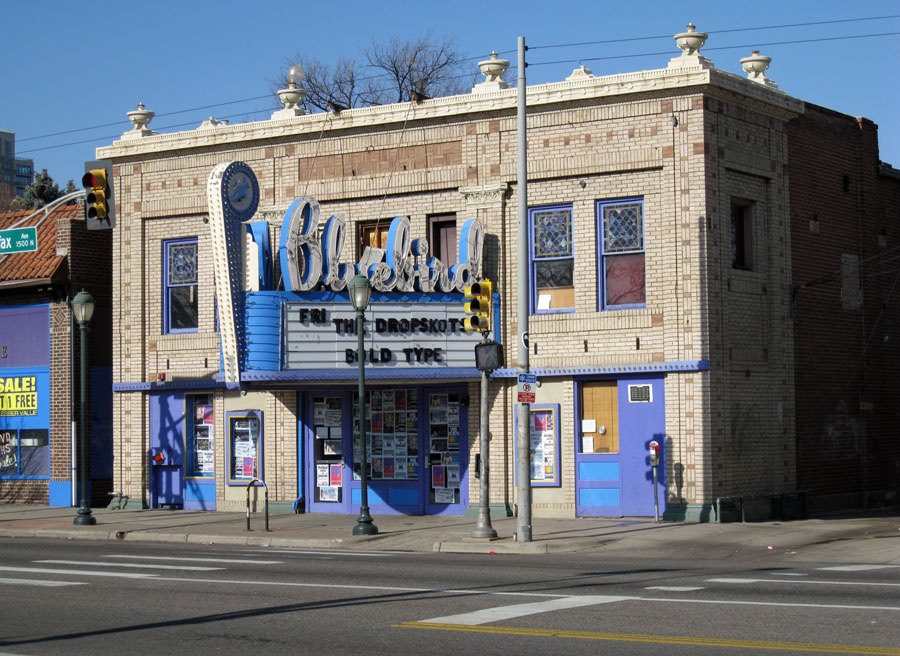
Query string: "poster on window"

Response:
xmin=329 ymin=464 xmax=342 ymax=487
xmin=319 ymin=486 xmax=339 ymax=502
xmin=316 ymin=464 xmax=329 ymax=487
xmin=515 ymin=405 xmax=561 ymax=487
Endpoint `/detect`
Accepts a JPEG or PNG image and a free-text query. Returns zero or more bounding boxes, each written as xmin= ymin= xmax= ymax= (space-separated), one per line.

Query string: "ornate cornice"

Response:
xmin=459 ymin=183 xmax=509 ymax=208
xmin=97 ymin=63 xmax=802 ymax=161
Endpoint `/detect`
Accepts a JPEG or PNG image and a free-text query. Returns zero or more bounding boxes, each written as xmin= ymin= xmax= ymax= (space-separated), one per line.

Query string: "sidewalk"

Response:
xmin=0 ymin=504 xmax=897 ymax=563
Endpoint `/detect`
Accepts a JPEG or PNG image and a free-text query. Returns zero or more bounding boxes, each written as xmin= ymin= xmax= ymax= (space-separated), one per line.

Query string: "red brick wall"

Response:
xmin=788 ymin=105 xmax=900 ymax=510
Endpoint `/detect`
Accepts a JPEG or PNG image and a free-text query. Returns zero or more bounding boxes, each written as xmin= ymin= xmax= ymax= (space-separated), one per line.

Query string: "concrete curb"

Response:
xmin=434 ymin=537 xmax=612 ymax=554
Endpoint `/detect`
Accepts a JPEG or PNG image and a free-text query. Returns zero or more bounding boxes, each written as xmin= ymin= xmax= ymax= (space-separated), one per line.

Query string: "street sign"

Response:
xmin=517 ymin=373 xmax=537 ymax=403
xmin=0 ymin=227 xmax=38 ymax=255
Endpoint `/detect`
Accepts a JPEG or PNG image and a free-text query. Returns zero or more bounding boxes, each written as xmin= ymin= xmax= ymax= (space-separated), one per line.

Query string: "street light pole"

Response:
xmin=72 ymin=289 xmax=96 ymax=526
xmin=348 ymin=275 xmax=377 ymax=536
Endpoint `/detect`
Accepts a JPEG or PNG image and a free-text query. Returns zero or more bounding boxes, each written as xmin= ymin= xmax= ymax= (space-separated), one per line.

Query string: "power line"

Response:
xmin=529 ymin=14 xmax=900 ymax=50
xmin=529 ymin=31 xmax=900 ymax=68
xmin=15 ymin=28 xmax=900 ymax=157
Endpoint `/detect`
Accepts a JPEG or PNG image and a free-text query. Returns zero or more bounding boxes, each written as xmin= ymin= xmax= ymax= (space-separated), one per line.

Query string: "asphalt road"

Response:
xmin=1 ymin=537 xmax=898 ymax=655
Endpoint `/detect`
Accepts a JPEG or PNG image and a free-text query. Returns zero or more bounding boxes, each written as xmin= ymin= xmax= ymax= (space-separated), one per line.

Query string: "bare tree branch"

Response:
xmin=276 ymin=31 xmax=475 ymax=111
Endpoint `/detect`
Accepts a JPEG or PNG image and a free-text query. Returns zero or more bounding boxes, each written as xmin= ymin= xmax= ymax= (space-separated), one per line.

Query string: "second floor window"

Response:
xmin=598 ymin=199 xmax=646 ymax=309
xmin=164 ymin=238 xmax=199 ymax=333
xmin=530 ymin=205 xmax=575 ymax=313
xmin=356 ymin=220 xmax=391 ymax=261
xmin=428 ymin=214 xmax=457 ymax=265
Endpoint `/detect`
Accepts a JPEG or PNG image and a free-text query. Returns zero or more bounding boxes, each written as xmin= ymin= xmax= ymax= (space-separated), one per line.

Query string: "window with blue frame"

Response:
xmin=597 ymin=199 xmax=646 ymax=309
xmin=226 ymin=410 xmax=262 ymax=484
xmin=163 ymin=238 xmax=199 ymax=333
xmin=529 ymin=205 xmax=575 ymax=313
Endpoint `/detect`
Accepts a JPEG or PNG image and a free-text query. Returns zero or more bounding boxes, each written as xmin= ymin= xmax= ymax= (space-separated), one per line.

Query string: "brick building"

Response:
xmin=0 ymin=201 xmax=113 ymax=506
xmin=95 ymin=26 xmax=897 ymax=519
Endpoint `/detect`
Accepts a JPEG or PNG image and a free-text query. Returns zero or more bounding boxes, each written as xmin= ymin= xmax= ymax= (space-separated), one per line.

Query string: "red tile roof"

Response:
xmin=0 ymin=203 xmax=82 ymax=285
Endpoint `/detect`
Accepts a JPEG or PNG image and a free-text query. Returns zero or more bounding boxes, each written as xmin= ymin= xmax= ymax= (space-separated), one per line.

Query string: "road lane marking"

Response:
xmin=644 ymin=586 xmax=704 ymax=591
xmin=643 ymin=597 xmax=900 ymax=612
xmin=240 ymin=549 xmax=396 ymax=557
xmin=773 ymin=573 xmax=808 ymax=576
xmin=0 ymin=566 xmax=156 ymax=579
xmin=103 ymin=555 xmax=283 ymax=565
xmin=708 ymin=577 xmax=900 ymax=588
xmin=420 ymin=596 xmax=631 ymax=626
xmin=0 ymin=577 xmax=86 ymax=587
xmin=819 ymin=565 xmax=900 ymax=572
xmin=395 ymin=622 xmax=900 ymax=655
xmin=35 ymin=560 xmax=224 ymax=571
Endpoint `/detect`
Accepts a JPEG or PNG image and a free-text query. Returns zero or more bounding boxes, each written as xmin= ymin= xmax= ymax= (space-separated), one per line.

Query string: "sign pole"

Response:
xmin=515 ymin=35 xmax=532 ymax=543
xmin=472 ymin=337 xmax=498 ymax=539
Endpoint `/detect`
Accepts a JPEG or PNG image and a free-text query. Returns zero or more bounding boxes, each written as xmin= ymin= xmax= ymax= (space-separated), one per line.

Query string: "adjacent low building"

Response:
xmin=0 ymin=201 xmax=113 ymax=506
xmin=96 ymin=25 xmax=899 ymax=519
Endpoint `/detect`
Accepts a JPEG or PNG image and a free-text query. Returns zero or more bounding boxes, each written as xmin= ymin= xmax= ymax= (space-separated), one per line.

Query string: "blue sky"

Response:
xmin=3 ymin=1 xmax=898 ymax=185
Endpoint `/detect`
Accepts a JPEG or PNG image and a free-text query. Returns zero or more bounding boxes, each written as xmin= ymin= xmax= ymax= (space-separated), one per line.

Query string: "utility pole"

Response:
xmin=515 ymin=35 xmax=532 ymax=543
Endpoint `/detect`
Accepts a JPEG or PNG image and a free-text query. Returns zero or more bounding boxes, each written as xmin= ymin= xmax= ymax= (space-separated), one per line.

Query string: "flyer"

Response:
xmin=325 ymin=410 xmax=342 ymax=427
xmin=319 ymin=486 xmax=339 ymax=502
xmin=315 ymin=426 xmax=329 ymax=439
xmin=383 ymin=457 xmax=395 ymax=478
xmin=316 ymin=464 xmax=329 ymax=487
xmin=447 ymin=465 xmax=460 ymax=485
xmin=434 ymin=488 xmax=455 ymax=504
xmin=329 ymin=464 xmax=342 ymax=487
xmin=432 ymin=465 xmax=446 ymax=488
xmin=242 ymin=456 xmax=255 ymax=478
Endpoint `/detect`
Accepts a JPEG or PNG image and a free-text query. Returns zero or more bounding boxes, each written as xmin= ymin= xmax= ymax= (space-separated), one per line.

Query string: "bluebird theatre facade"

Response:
xmin=103 ymin=29 xmax=841 ymax=519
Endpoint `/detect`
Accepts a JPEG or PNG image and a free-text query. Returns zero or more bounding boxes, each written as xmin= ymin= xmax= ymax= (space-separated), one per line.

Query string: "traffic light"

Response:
xmin=82 ymin=159 xmax=115 ymax=230
xmin=463 ymin=279 xmax=492 ymax=333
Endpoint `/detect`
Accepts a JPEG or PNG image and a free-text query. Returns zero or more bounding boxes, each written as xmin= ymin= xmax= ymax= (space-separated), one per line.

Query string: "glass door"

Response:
xmin=308 ymin=394 xmax=351 ymax=513
xmin=352 ymin=388 xmax=422 ymax=514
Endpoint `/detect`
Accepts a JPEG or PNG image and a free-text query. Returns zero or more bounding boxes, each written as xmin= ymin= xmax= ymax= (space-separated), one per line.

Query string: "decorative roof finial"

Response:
xmin=272 ymin=64 xmax=307 ymax=120
xmin=472 ymin=51 xmax=511 ymax=93
xmin=122 ymin=102 xmax=155 ymax=139
xmin=740 ymin=50 xmax=779 ymax=89
xmin=668 ymin=22 xmax=715 ymax=70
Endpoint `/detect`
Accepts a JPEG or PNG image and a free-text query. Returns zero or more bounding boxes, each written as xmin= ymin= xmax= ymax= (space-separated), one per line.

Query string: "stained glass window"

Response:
xmin=530 ymin=206 xmax=575 ymax=313
xmin=598 ymin=200 xmax=646 ymax=309
xmin=164 ymin=239 xmax=199 ymax=333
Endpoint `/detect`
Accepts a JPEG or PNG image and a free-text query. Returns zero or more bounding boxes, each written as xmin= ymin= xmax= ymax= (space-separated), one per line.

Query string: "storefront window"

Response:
xmin=353 ymin=389 xmax=419 ymax=482
xmin=186 ymin=395 xmax=214 ymax=477
xmin=427 ymin=392 xmax=461 ymax=504
xmin=226 ymin=411 xmax=262 ymax=483
xmin=0 ymin=428 xmax=48 ymax=477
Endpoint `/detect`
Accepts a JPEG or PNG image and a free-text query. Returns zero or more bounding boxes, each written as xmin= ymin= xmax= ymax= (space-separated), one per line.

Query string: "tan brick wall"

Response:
xmin=108 ymin=80 xmax=800 ymax=515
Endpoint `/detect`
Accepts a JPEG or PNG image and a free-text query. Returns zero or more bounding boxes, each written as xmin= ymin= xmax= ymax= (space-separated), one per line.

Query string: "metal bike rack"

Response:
xmin=245 ymin=478 xmax=270 ymax=532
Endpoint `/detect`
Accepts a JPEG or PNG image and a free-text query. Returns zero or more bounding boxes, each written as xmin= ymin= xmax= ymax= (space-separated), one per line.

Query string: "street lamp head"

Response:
xmin=72 ymin=289 xmax=95 ymax=324
xmin=348 ymin=274 xmax=371 ymax=311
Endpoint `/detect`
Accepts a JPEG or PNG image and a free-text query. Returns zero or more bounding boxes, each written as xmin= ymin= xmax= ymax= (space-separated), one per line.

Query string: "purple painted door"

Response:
xmin=149 ymin=392 xmax=185 ymax=508
xmin=575 ymin=377 xmax=665 ymax=517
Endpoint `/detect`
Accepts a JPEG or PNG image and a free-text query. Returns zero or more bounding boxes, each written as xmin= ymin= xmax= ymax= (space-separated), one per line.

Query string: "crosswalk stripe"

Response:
xmin=708 ymin=577 xmax=900 ymax=588
xmin=819 ymin=565 xmax=900 ymax=572
xmin=103 ymin=555 xmax=283 ymax=565
xmin=644 ymin=586 xmax=704 ymax=592
xmin=0 ymin=566 xmax=156 ymax=579
xmin=420 ymin=595 xmax=632 ymax=626
xmin=35 ymin=560 xmax=224 ymax=571
xmin=0 ymin=577 xmax=86 ymax=587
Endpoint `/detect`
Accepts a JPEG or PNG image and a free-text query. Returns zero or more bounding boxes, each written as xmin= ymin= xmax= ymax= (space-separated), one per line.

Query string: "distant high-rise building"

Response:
xmin=0 ymin=129 xmax=14 ymax=203
xmin=14 ymin=158 xmax=34 ymax=197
